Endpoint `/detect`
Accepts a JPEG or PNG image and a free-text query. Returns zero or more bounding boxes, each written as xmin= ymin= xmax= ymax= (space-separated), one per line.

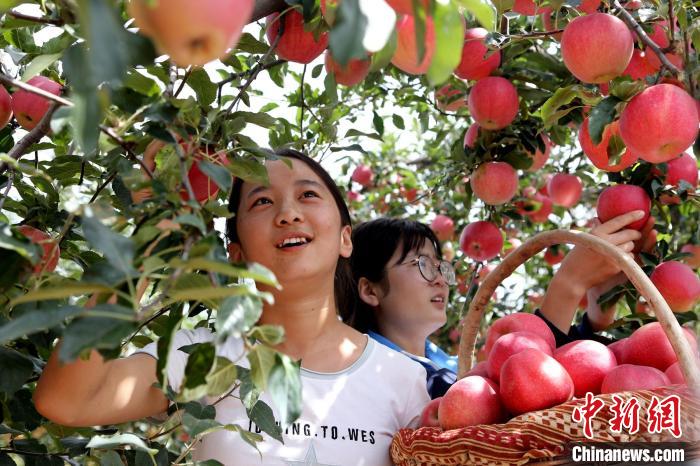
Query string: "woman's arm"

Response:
xmin=34 ymin=342 xmax=169 ymax=427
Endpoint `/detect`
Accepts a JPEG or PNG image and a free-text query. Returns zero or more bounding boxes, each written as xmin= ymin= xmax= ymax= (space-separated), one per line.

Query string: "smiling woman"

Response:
xmin=33 ymin=148 xmax=430 ymax=466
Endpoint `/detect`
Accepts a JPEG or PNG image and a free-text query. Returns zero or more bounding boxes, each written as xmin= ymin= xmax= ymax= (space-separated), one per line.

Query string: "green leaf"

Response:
xmin=427 ymin=1 xmax=464 ymax=85
xmin=588 ymin=96 xmax=620 ymax=145
xmin=21 ymin=53 xmax=63 ymax=82
xmin=177 ymin=342 xmax=216 ymax=402
xmin=81 ymin=211 xmax=137 ymax=277
xmin=0 ymin=305 xmax=83 ymax=346
xmin=329 ymin=0 xmax=368 ymax=65
xmin=124 ymin=70 xmax=161 ymax=96
xmin=216 ymin=294 xmax=263 ymax=340
xmin=0 ymin=347 xmax=34 ymax=394
xmin=372 ymin=111 xmax=384 ymax=137
xmin=392 ymin=114 xmax=405 ymax=130
xmin=230 ymin=111 xmax=277 ymax=128
xmin=10 ymin=282 xmax=113 ymax=306
xmin=58 ymin=305 xmax=136 ymax=362
xmin=188 ymin=69 xmax=217 ymax=107
xmin=227 ymin=157 xmax=270 ymax=185
xmin=369 ymin=27 xmax=397 ymax=72
xmin=248 ymin=400 xmax=283 ymax=443
xmin=169 ymin=258 xmax=279 ymax=287
xmin=0 ymin=0 xmax=20 ymax=14
xmin=205 ymin=357 xmax=238 ymax=396
xmin=456 ymin=0 xmax=497 ymax=31
xmin=247 ymin=344 xmax=277 ymax=391
xmin=541 ymin=85 xmax=583 ymax=127
xmin=249 ymin=325 xmax=285 ymax=345
xmin=267 ymin=354 xmax=302 ymax=427
xmin=100 ymin=451 xmax=124 ymax=466
xmin=236 ymin=33 xmax=270 ymax=54
xmin=86 ymin=433 xmax=158 ymax=456
xmin=182 ymin=411 xmax=222 ymax=438
xmin=197 ymin=160 xmax=232 ymax=193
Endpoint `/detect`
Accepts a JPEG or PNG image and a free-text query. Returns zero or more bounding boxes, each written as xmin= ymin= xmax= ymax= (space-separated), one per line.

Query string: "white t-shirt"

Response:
xmin=135 ymin=327 xmax=429 ymax=466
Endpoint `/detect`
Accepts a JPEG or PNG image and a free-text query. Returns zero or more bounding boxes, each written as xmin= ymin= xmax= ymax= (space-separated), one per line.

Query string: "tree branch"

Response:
xmin=0 ymin=73 xmax=73 ymax=107
xmin=0 ymin=102 xmax=60 ymax=175
xmin=612 ymin=0 xmax=681 ymax=75
xmin=99 ymin=125 xmax=155 ymax=179
xmin=7 ymin=9 xmax=64 ymax=26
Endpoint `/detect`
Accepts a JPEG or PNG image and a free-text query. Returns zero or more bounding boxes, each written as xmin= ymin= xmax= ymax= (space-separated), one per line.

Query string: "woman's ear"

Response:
xmin=357 ymin=277 xmax=381 ymax=307
xmin=227 ymin=242 xmax=244 ymax=262
xmin=339 ymin=225 xmax=352 ymax=259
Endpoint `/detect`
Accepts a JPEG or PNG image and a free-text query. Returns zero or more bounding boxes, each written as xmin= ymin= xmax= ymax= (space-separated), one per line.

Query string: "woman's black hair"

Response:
xmin=348 ymin=217 xmax=442 ymax=333
xmin=225 ymin=148 xmax=354 ymax=314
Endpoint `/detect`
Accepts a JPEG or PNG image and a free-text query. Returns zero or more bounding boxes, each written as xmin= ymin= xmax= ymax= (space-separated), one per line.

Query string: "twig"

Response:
xmin=217 ymin=59 xmax=286 ymax=87
xmin=300 ymin=64 xmax=307 ymax=143
xmin=510 ymin=28 xmax=564 ymax=39
xmin=0 ymin=174 xmax=13 ymax=211
xmin=0 ymin=102 xmax=60 ymax=175
xmin=99 ymin=125 xmax=155 ymax=179
xmin=89 ymin=170 xmax=118 ymax=203
xmin=682 ymin=28 xmax=695 ymax=94
xmin=612 ymin=0 xmax=681 ymax=75
xmin=174 ymin=67 xmax=192 ymax=98
xmin=169 ymin=129 xmax=197 ymax=204
xmin=7 ymin=9 xmax=64 ymax=26
xmin=0 ymin=73 xmax=73 ymax=107
xmin=667 ymin=0 xmax=675 ymax=45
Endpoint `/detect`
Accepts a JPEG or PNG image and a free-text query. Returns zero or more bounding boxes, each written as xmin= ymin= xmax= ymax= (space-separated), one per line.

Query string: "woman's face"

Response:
xmin=231 ymin=159 xmax=352 ymax=287
xmin=376 ymin=240 xmax=448 ymax=332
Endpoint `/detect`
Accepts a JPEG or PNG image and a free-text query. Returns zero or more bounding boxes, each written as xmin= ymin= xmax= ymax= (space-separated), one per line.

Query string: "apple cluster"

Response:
xmin=420 ymin=313 xmax=699 ymax=431
xmin=0 ymin=76 xmax=63 ymax=132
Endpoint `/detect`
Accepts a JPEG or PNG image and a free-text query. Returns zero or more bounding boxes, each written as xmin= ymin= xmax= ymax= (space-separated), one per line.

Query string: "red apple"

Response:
xmin=622 ymin=49 xmax=657 ymax=80
xmin=554 ymin=340 xmax=618 ymax=396
xmin=438 ymin=376 xmax=505 ymax=429
xmin=0 ymin=85 xmax=12 ymax=127
xmin=499 ymin=348 xmax=574 ymax=415
xmin=596 ymin=184 xmax=650 ymax=230
xmin=324 ymin=52 xmax=371 ymax=86
xmin=470 ymin=162 xmax=519 ymax=205
xmin=579 ymin=118 xmax=638 ymax=172
xmin=650 ymin=261 xmax=700 ymax=312
xmin=435 ymin=84 xmax=466 ymax=112
xmin=180 ymin=149 xmax=228 ymax=203
xmin=601 ymin=364 xmax=670 ymax=393
xmin=619 ymin=84 xmax=699 ymax=164
xmin=487 ymin=331 xmax=552 ymax=382
xmin=454 ymin=28 xmax=501 ymax=81
xmin=526 ymin=134 xmax=552 ymax=172
xmin=391 ymin=14 xmax=435 ymax=75
xmin=608 ymin=338 xmax=628 ymax=363
xmin=543 ymin=246 xmax=566 ymax=266
xmin=561 ymin=13 xmax=633 ymax=83
xmin=484 ymin=312 xmax=557 ymax=355
xmin=512 ymin=0 xmax=544 ymax=15
xmin=11 ymin=76 xmax=62 ymax=130
xmin=127 ymin=0 xmax=254 ymax=67
xmin=547 ymin=173 xmax=582 ymax=208
xmin=459 ymin=221 xmax=503 ymax=262
xmin=385 ymin=0 xmax=429 ymax=15
xmin=464 ymin=124 xmax=480 ymax=148
xmin=646 ymin=52 xmax=684 ymax=72
xmin=419 ymin=396 xmax=442 ymax=427
xmin=17 ymin=225 xmax=60 ymax=274
xmin=351 ymin=164 xmax=373 ymax=187
xmin=664 ymin=152 xmax=698 ymax=194
xmin=578 ymin=0 xmax=601 ymax=13
xmin=680 ymin=244 xmax=700 ymax=269
xmin=266 ymin=9 xmax=329 ymax=64
xmin=526 ymin=193 xmax=553 ymax=224
xmin=431 ymin=214 xmax=455 ymax=242
xmin=467 ymin=77 xmax=519 ymax=130
xmin=665 ymin=359 xmax=700 ymax=385
xmin=623 ymin=321 xmax=698 ymax=371
xmin=465 ymin=361 xmax=489 ymax=377
xmin=347 ymin=190 xmax=361 ymax=202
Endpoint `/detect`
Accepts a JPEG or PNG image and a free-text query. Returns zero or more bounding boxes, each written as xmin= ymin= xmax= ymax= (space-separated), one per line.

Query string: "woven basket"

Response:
xmin=391 ymin=230 xmax=700 ymax=466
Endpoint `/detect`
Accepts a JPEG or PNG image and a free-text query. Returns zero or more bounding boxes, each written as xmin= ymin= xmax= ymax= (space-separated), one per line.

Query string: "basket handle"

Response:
xmin=457 ymin=229 xmax=700 ymax=395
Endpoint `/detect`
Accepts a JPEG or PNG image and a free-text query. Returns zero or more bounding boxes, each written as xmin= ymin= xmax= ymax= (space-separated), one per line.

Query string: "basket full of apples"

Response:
xmin=390 ymin=230 xmax=699 ymax=466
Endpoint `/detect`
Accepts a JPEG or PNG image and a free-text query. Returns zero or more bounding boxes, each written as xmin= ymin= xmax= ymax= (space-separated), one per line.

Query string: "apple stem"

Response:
xmin=612 ymin=0 xmax=682 ymax=76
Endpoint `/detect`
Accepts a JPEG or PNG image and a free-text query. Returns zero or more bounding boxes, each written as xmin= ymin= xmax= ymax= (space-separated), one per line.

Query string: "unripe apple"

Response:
xmin=596 ymin=184 xmax=650 ymax=230
xmin=127 ymin=0 xmax=253 ymax=67
xmin=11 ymin=76 xmax=62 ymax=130
xmin=351 ymin=164 xmax=373 ymax=187
xmin=470 ymin=161 xmax=519 ymax=205
xmin=622 ymin=321 xmax=698 ymax=371
xmin=487 ymin=331 xmax=552 ymax=382
xmin=435 ymin=84 xmax=466 ymax=112
xmin=266 ymin=9 xmax=329 ymax=64
xmin=391 ymin=15 xmax=436 ymax=75
xmin=578 ymin=118 xmax=637 ymax=172
xmin=467 ymin=77 xmax=519 ymax=130
xmin=526 ymin=134 xmax=552 ymax=172
xmin=17 ymin=225 xmax=60 ymax=274
xmin=619 ymin=84 xmax=699 ymax=164
xmin=649 ymin=261 xmax=700 ymax=312
xmin=483 ymin=312 xmax=557 ymax=355
xmin=554 ymin=340 xmax=618 ymax=396
xmin=601 ymin=364 xmax=671 ymax=393
xmin=680 ymin=244 xmax=700 ymax=269
xmin=464 ymin=124 xmax=479 ymax=148
xmin=454 ymin=28 xmax=501 ymax=81
xmin=438 ymin=376 xmax=505 ymax=429
xmin=324 ymin=51 xmax=371 ymax=86
xmin=499 ymin=348 xmax=574 ymax=415
xmin=561 ymin=13 xmax=633 ymax=83
xmin=622 ymin=49 xmax=657 ymax=80
xmin=385 ymin=0 xmax=429 ymax=15
xmin=459 ymin=221 xmax=503 ymax=261
xmin=431 ymin=214 xmax=455 ymax=242
xmin=547 ymin=173 xmax=582 ymax=208
xmin=0 ymin=85 xmax=12 ymax=127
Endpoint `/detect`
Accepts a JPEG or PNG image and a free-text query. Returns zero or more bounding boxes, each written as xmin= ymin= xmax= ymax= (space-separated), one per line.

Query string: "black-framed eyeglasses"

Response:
xmin=402 ymin=255 xmax=456 ymax=286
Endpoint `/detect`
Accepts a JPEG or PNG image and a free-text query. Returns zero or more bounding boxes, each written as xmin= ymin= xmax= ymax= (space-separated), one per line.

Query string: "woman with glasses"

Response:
xmin=347 ymin=218 xmax=458 ymax=398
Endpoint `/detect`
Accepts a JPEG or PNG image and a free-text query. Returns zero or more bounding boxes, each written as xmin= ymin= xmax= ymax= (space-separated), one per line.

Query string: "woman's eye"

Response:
xmin=252 ymin=197 xmax=271 ymax=207
xmin=302 ymin=191 xmax=319 ymax=198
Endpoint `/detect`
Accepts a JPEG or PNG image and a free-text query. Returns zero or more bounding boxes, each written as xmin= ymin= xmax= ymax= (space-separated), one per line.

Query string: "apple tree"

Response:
xmin=0 ymin=0 xmax=697 ymax=464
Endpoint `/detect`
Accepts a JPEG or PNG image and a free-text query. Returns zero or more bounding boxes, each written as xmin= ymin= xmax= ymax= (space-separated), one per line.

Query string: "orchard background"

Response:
xmin=0 ymin=0 xmax=698 ymax=464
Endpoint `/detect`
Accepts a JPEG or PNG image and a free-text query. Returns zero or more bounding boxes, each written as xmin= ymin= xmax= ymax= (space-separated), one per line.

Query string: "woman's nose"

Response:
xmin=274 ymin=201 xmax=304 ymax=226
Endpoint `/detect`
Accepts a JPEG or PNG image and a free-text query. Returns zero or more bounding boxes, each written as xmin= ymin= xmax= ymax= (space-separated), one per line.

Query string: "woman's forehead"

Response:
xmin=242 ymin=158 xmax=327 ymax=193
